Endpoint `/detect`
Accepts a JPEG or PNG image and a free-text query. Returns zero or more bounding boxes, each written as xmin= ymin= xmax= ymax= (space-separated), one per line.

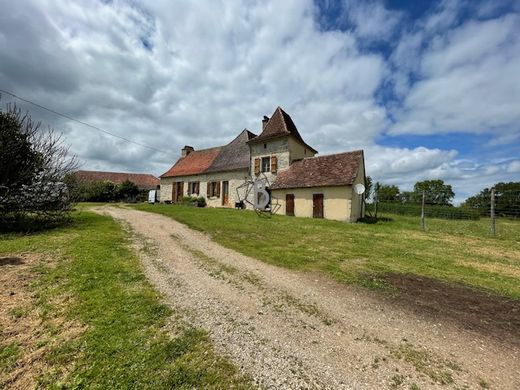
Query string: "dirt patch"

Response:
xmin=0 ymin=257 xmax=25 ymax=266
xmin=385 ymin=273 xmax=520 ymax=347
xmin=0 ymin=253 xmax=84 ymax=389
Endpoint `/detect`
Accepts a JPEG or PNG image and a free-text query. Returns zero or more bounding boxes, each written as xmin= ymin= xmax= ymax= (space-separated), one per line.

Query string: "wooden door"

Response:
xmin=176 ymin=182 xmax=184 ymax=202
xmin=222 ymin=181 xmax=229 ymax=205
xmin=286 ymin=194 xmax=295 ymax=216
xmin=313 ymin=193 xmax=324 ymax=218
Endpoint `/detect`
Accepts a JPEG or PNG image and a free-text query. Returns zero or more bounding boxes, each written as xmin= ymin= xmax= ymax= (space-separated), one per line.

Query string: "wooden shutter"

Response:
xmin=172 ymin=183 xmax=177 ymax=203
xmin=187 ymin=182 xmax=191 ymax=196
xmin=216 ymin=181 xmax=221 ymax=197
xmin=254 ymin=158 xmax=260 ymax=176
xmin=195 ymin=182 xmax=199 ymax=195
xmin=207 ymin=182 xmax=211 ymax=197
xmin=271 ymin=156 xmax=277 ymax=173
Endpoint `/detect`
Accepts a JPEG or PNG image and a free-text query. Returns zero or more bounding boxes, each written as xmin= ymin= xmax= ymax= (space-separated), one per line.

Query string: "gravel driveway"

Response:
xmin=95 ymin=206 xmax=519 ymax=389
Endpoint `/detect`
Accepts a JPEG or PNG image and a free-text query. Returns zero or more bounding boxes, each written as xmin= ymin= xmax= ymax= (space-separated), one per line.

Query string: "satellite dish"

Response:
xmin=354 ymin=183 xmax=366 ymax=195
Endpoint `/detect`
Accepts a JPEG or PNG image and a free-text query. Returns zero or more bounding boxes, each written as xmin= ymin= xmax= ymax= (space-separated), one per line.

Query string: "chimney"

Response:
xmin=262 ymin=115 xmax=269 ymax=130
xmin=181 ymin=145 xmax=194 ymax=157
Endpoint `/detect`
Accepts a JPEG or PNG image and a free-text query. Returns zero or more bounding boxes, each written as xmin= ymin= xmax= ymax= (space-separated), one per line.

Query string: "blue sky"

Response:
xmin=0 ymin=0 xmax=519 ymax=203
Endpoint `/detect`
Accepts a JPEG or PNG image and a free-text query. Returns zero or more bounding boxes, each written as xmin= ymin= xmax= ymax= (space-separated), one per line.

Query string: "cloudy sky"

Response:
xmin=1 ymin=0 xmax=519 ymax=203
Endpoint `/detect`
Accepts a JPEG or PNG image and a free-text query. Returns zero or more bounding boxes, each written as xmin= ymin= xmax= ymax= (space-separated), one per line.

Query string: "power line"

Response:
xmin=0 ymin=88 xmax=173 ymax=156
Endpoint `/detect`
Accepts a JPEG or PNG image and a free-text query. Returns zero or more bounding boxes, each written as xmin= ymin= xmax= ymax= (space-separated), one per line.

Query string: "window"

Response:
xmin=261 ymin=156 xmax=271 ymax=173
xmin=188 ymin=181 xmax=199 ymax=195
xmin=264 ymin=143 xmax=267 ymax=149
xmin=207 ymin=181 xmax=220 ymax=198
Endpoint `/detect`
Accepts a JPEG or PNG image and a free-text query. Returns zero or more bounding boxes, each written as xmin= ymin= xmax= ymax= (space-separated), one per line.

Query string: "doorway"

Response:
xmin=222 ymin=181 xmax=229 ymax=206
xmin=313 ymin=193 xmax=323 ymax=218
xmin=286 ymin=194 xmax=295 ymax=216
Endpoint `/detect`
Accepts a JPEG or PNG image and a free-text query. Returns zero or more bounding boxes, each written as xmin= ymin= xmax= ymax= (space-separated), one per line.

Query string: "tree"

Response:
xmin=463 ymin=182 xmax=520 ymax=217
xmin=375 ymin=183 xmax=400 ymax=202
xmin=365 ymin=176 xmax=373 ymax=201
xmin=0 ymin=103 xmax=77 ymax=222
xmin=118 ymin=180 xmax=140 ymax=201
xmin=413 ymin=179 xmax=454 ymax=206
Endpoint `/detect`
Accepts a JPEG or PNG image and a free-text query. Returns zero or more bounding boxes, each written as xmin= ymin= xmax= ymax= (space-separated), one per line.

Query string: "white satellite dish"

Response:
xmin=354 ymin=183 xmax=366 ymax=195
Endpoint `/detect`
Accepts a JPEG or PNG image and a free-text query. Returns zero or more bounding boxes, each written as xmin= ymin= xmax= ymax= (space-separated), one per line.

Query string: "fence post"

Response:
xmin=420 ymin=191 xmax=426 ymax=231
xmin=374 ymin=190 xmax=378 ymax=219
xmin=490 ymin=188 xmax=496 ymax=236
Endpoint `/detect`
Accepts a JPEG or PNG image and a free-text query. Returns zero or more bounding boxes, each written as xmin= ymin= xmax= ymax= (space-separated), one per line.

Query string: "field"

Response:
xmin=0 ymin=210 xmax=251 ymax=389
xmin=134 ymin=204 xmax=520 ymax=299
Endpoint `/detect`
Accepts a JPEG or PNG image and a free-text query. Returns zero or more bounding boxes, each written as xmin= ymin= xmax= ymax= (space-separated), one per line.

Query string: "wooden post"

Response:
xmin=374 ymin=189 xmax=378 ymax=219
xmin=420 ymin=191 xmax=426 ymax=231
xmin=490 ymin=188 xmax=496 ymax=236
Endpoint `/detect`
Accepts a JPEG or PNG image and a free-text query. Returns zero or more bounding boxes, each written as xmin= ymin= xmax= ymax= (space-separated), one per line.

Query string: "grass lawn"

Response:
xmin=0 ymin=211 xmax=252 ymax=389
xmin=133 ymin=204 xmax=520 ymax=299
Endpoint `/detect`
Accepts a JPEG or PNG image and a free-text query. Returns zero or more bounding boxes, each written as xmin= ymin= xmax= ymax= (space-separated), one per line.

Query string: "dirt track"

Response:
xmin=95 ymin=206 xmax=519 ymax=389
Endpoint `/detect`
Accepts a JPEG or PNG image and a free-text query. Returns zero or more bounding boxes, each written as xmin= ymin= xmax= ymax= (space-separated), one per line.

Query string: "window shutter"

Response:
xmin=254 ymin=158 xmax=260 ymax=176
xmin=207 ymin=182 xmax=211 ymax=197
xmin=195 ymin=182 xmax=199 ymax=195
xmin=271 ymin=156 xmax=277 ymax=173
xmin=216 ymin=181 xmax=221 ymax=197
xmin=187 ymin=182 xmax=191 ymax=196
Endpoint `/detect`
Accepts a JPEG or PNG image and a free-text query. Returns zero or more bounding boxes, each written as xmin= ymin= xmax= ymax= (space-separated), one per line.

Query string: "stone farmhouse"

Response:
xmin=161 ymin=107 xmax=366 ymax=222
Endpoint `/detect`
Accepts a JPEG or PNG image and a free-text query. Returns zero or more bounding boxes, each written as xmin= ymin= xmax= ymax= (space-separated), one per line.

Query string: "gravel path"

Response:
xmin=94 ymin=206 xmax=519 ymax=389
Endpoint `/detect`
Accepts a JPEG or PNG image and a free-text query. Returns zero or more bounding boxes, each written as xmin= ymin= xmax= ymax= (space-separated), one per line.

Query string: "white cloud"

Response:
xmin=507 ymin=160 xmax=520 ymax=173
xmin=389 ymin=11 xmax=520 ymax=139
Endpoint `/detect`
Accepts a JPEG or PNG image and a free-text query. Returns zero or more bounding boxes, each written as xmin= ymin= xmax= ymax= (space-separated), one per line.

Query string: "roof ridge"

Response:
xmin=76 ymin=169 xmax=157 ymax=176
xmin=302 ymin=149 xmax=363 ymax=160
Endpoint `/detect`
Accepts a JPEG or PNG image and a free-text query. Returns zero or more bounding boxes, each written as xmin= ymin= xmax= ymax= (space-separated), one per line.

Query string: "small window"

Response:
xmin=261 ymin=156 xmax=270 ymax=173
xmin=264 ymin=143 xmax=267 ymax=149
xmin=188 ymin=181 xmax=199 ymax=195
xmin=207 ymin=181 xmax=220 ymax=197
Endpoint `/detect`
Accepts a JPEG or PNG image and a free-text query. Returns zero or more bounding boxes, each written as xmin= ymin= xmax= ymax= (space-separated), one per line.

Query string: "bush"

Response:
xmin=367 ymin=202 xmax=480 ymax=220
xmin=196 ymin=196 xmax=206 ymax=208
xmin=0 ymin=103 xmax=77 ymax=228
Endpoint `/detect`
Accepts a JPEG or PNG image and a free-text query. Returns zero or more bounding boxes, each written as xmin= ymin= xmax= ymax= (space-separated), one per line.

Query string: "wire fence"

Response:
xmin=366 ymin=189 xmax=520 ymax=238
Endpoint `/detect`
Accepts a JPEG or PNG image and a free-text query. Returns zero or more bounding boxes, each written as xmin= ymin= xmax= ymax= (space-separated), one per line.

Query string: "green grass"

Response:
xmin=133 ymin=204 xmax=520 ymax=299
xmin=0 ymin=211 xmax=252 ymax=389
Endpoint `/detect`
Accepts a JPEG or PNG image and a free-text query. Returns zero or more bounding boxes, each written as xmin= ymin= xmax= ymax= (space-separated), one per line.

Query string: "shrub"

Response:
xmin=196 ymin=196 xmax=207 ymax=208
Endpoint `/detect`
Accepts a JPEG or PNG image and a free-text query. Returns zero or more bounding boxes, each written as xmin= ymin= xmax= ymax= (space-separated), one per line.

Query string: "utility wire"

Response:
xmin=0 ymin=88 xmax=173 ymax=156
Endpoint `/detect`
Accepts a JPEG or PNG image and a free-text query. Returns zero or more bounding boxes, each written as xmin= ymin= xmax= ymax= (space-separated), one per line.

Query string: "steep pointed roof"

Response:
xmin=206 ymin=129 xmax=256 ymax=173
xmin=249 ymin=107 xmax=317 ymax=153
xmin=271 ymin=150 xmax=364 ymax=190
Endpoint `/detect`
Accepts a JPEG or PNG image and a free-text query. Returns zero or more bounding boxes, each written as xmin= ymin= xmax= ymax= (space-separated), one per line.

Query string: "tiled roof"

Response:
xmin=74 ymin=170 xmax=159 ymax=189
xmin=161 ymin=147 xmax=221 ymax=177
xmin=205 ymin=129 xmax=256 ymax=173
xmin=161 ymin=129 xmax=256 ymax=178
xmin=271 ymin=150 xmax=364 ymax=190
xmin=249 ymin=107 xmax=317 ymax=153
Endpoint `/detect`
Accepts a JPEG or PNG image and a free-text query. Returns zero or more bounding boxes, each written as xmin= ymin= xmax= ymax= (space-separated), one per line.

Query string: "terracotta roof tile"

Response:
xmin=161 ymin=147 xmax=221 ymax=177
xmin=249 ymin=107 xmax=317 ymax=153
xmin=271 ymin=150 xmax=364 ymax=190
xmin=74 ymin=171 xmax=159 ymax=189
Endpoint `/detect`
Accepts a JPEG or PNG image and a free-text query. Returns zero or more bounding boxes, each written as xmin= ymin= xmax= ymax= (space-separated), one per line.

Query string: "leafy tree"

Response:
xmin=462 ymin=182 xmax=520 ymax=217
xmin=0 ymin=103 xmax=77 ymax=222
xmin=365 ymin=176 xmax=373 ymax=200
xmin=398 ymin=191 xmax=415 ymax=204
xmin=413 ymin=179 xmax=454 ymax=206
xmin=118 ymin=180 xmax=140 ymax=201
xmin=375 ymin=183 xmax=400 ymax=202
